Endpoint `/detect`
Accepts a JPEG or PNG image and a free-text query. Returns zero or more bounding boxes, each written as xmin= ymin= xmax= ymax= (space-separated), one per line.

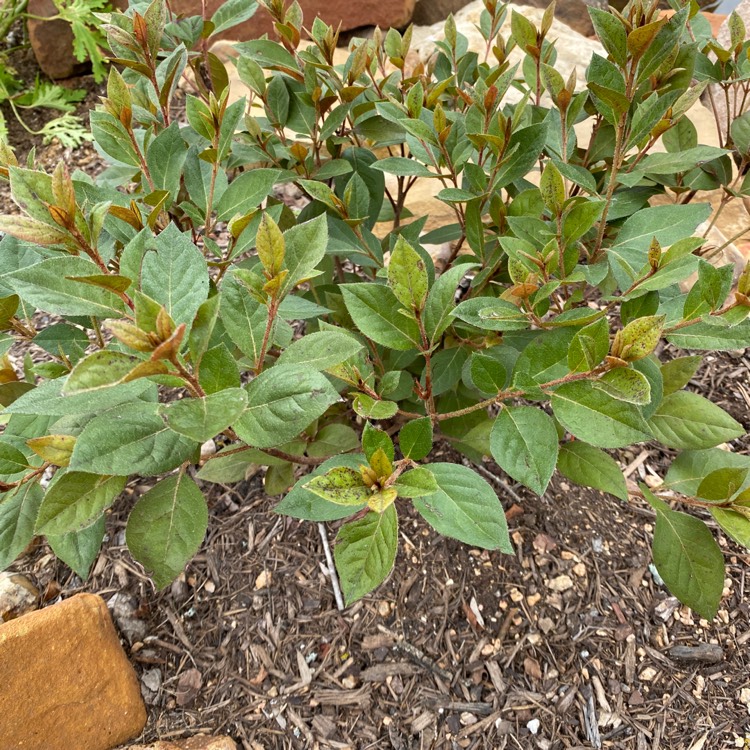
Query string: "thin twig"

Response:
xmin=318 ymin=523 xmax=345 ymax=611
xmin=468 ymin=459 xmax=526 ymax=506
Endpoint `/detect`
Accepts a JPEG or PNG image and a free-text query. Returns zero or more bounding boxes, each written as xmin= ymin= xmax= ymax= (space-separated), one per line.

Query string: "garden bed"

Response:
xmin=4 ymin=11 xmax=750 ymax=750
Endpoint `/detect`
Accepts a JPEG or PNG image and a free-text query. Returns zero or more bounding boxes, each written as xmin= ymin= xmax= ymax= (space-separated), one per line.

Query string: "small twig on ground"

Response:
xmin=467 ymin=459 xmax=526 ymax=505
xmin=318 ymin=523 xmax=345 ymax=611
xmin=376 ymin=624 xmax=455 ymax=682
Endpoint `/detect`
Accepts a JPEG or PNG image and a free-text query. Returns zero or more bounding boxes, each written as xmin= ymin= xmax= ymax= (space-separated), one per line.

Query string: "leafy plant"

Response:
xmin=0 ymin=0 xmax=749 ymax=617
xmin=0 ymin=0 xmax=109 ymax=144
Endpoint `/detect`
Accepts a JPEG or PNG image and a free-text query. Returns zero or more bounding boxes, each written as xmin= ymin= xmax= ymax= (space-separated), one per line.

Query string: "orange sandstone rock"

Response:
xmin=0 ymin=593 xmax=147 ymax=750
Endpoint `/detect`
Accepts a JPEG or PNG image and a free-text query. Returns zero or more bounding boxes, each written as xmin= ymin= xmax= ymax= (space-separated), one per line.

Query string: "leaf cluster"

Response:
xmin=0 ymin=0 xmax=749 ymax=612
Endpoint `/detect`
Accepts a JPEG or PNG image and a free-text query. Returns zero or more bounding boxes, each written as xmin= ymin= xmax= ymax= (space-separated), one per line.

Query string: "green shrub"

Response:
xmin=1 ymin=0 xmax=749 ymax=616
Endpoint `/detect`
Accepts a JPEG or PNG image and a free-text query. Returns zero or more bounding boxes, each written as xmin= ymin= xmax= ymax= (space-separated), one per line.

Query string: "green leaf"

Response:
xmin=197 ymin=444 xmax=287 ymax=483
xmin=233 ymin=365 xmax=339 ymax=449
xmin=47 ymin=515 xmax=106 ymax=579
xmin=636 ymin=147 xmax=729 ymax=175
xmin=341 ymin=284 xmax=420 ymax=350
xmin=140 ymin=224 xmax=209 ymax=327
xmin=351 ymin=393 xmax=398 ymax=420
xmin=5 ymin=378 xmax=153 ymax=417
xmin=647 ymin=391 xmax=744 ymax=450
xmin=275 ymin=454 xmax=368 ymax=521
xmin=220 ymin=272 xmax=269 ymax=364
xmin=731 ymin=110 xmax=750 ymax=156
xmin=63 ymin=351 xmax=161 ymax=395
xmin=711 ymin=508 xmax=750 ymax=550
xmin=35 ymin=473 xmax=126 ymax=536
xmin=276 ymin=330 xmax=363 ymax=371
xmin=696 ymin=467 xmax=750 ymax=502
xmin=557 ymin=441 xmax=628 ymax=500
xmin=490 ymin=406 xmax=558 ymax=495
xmin=304 ymin=467 xmax=371 ymax=506
xmin=399 ymin=417 xmax=433 ymax=461
xmin=280 ymin=214 xmax=328 ymax=295
xmin=666 ymin=320 xmax=750 ymax=351
xmin=0 ymin=443 xmax=30 ymax=475
xmin=199 ymin=344 xmax=241 ymax=395
xmin=8 ymin=257 xmax=127 ymax=317
xmin=568 ymin=318 xmax=609 ymax=373
xmin=540 ymin=162 xmax=565 ymax=214
xmin=665 ymin=449 xmax=750 ymax=496
xmin=388 ymin=236 xmax=428 ymax=312
xmin=594 ymin=367 xmax=651 ymax=405
xmin=469 ymin=352 xmax=507 ymax=395
xmin=371 ymin=157 xmax=435 ymax=177
xmin=146 ymin=121 xmax=187 ymax=199
xmin=589 ymin=6 xmax=627 ymax=66
xmin=216 ymin=169 xmax=282 ymax=220
xmin=413 ymin=463 xmax=513 ymax=551
xmin=451 ymin=297 xmax=529 ymax=331
xmin=0 ymin=482 xmax=43 ymax=570
xmin=70 ymin=402 xmax=196 ymax=477
xmin=363 ymin=422 xmax=395 ymax=463
xmin=394 ymin=467 xmax=438 ymax=498
xmin=307 ymin=424 xmax=359 ymax=459
xmin=551 ymin=381 xmax=651 ymax=448
xmin=126 ymin=473 xmax=208 ymax=589
xmin=423 ymin=263 xmax=478 ymax=342
xmin=334 ymin=505 xmax=398 ymax=604
xmin=256 ymin=213 xmax=285 ymax=277
xmin=211 ymin=0 xmax=258 ymax=35
xmin=613 ymin=315 xmax=664 ymax=361
xmin=645 ymin=485 xmax=724 ymax=620
xmin=160 ymin=388 xmax=248 ymax=443
xmin=661 ymin=355 xmax=702 ymax=396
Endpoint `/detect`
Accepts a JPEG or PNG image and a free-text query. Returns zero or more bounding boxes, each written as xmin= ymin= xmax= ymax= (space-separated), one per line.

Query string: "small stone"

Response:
xmin=377 ymin=600 xmax=391 ymax=617
xmin=0 ymin=572 xmax=38 ymax=621
xmin=0 ymin=593 xmax=146 ymax=750
xmin=654 ymin=596 xmax=680 ymax=622
xmin=460 ymin=712 xmax=477 ymax=726
xmin=547 ymin=575 xmax=574 ymax=593
xmin=527 ymin=718 xmax=541 ymax=735
xmin=108 ymin=593 xmax=147 ymax=644
xmin=526 ymin=593 xmax=542 ymax=607
xmin=176 ymin=668 xmax=203 ymax=707
xmin=639 ymin=667 xmax=658 ymax=681
xmin=141 ymin=668 xmax=162 ymax=705
xmin=572 ymin=563 xmax=587 ymax=578
xmin=538 ymin=617 xmax=555 ymax=634
xmin=255 ymin=570 xmax=272 ymax=590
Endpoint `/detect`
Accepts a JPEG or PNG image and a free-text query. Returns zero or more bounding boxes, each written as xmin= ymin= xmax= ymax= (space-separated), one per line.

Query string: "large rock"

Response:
xmin=412 ymin=0 xmax=474 ymax=25
xmin=177 ymin=0 xmax=416 ymax=41
xmin=27 ymin=0 xmax=90 ymax=79
xmin=411 ymin=1 xmax=606 ymax=104
xmin=0 ymin=593 xmax=147 ymax=750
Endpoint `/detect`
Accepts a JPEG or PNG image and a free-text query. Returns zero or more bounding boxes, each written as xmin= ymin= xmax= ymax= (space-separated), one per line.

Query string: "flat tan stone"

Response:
xmin=0 ymin=593 xmax=146 ymax=750
xmin=128 ymin=737 xmax=237 ymax=750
